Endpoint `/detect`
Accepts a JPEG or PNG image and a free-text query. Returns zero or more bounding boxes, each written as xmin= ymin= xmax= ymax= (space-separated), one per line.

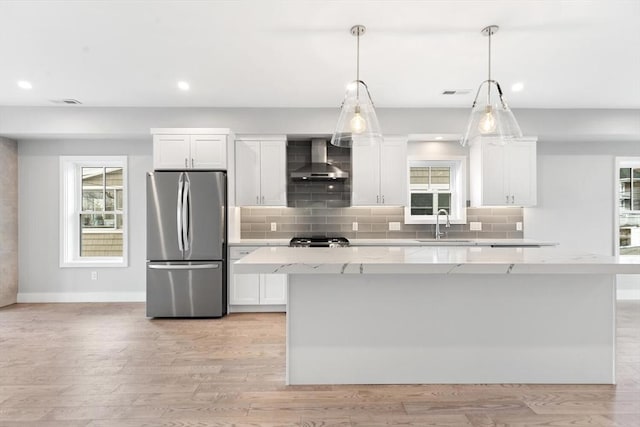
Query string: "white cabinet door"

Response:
xmin=235 ymin=140 xmax=261 ymax=206
xmin=352 ymin=143 xmax=381 ymax=206
xmin=260 ymin=274 xmax=288 ymax=305
xmin=480 ymin=142 xmax=508 ymax=206
xmin=259 ymin=140 xmax=287 ymax=206
xmin=153 ymin=135 xmax=190 ymax=169
xmin=229 ymin=261 xmax=261 ymax=305
xmin=507 ymin=141 xmax=537 ymax=206
xmin=379 ymin=138 xmax=407 ymax=205
xmin=190 ymin=135 xmax=227 ymax=169
xmin=470 ymin=138 xmax=537 ymax=207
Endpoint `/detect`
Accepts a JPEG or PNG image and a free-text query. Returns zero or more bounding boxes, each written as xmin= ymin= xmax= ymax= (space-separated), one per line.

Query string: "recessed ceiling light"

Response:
xmin=17 ymin=80 xmax=32 ymax=90
xmin=177 ymin=81 xmax=190 ymax=91
xmin=435 ymin=136 xmax=444 ymax=140
xmin=511 ymin=82 xmax=524 ymax=92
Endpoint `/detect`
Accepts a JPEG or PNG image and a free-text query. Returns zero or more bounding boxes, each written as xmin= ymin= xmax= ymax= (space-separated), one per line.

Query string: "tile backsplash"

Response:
xmin=240 ymin=206 xmax=524 ymax=240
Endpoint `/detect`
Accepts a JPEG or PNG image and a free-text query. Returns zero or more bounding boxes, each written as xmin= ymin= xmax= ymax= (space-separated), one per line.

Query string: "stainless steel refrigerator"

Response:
xmin=146 ymin=171 xmax=227 ymax=317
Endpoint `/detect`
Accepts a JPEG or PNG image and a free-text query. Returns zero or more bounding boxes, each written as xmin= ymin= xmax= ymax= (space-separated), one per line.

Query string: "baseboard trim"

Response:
xmin=229 ymin=304 xmax=286 ymax=313
xmin=17 ymin=292 xmax=146 ymax=303
xmin=617 ymin=289 xmax=640 ymax=300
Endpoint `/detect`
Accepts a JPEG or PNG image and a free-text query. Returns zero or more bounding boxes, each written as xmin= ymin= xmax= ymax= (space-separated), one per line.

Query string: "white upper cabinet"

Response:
xmin=470 ymin=137 xmax=537 ymax=207
xmin=153 ymin=135 xmax=191 ymax=169
xmin=190 ymin=135 xmax=227 ymax=169
xmin=235 ymin=137 xmax=287 ymax=206
xmin=235 ymin=140 xmax=261 ymax=206
xmin=352 ymin=137 xmax=407 ymax=206
xmin=151 ymin=128 xmax=232 ymax=170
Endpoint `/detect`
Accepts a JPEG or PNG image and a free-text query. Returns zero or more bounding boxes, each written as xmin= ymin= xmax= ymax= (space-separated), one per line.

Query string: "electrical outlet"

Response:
xmin=470 ymin=222 xmax=482 ymax=231
xmin=516 ymin=222 xmax=523 ymax=231
xmin=91 ymin=271 xmax=97 ymax=281
xmin=389 ymin=222 xmax=401 ymax=231
xmin=352 ymin=222 xmax=358 ymax=231
xmin=270 ymin=222 xmax=277 ymax=231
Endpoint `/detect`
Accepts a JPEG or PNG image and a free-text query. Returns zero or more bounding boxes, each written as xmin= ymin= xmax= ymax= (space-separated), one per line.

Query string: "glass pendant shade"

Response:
xmin=461 ymin=25 xmax=522 ymax=147
xmin=331 ymin=80 xmax=383 ymax=148
xmin=461 ymin=80 xmax=522 ymax=147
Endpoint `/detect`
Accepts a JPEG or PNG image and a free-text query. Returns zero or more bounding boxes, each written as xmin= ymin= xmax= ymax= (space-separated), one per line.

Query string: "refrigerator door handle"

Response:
xmin=176 ymin=173 xmax=185 ymax=254
xmin=148 ymin=264 xmax=220 ymax=270
xmin=182 ymin=174 xmax=191 ymax=253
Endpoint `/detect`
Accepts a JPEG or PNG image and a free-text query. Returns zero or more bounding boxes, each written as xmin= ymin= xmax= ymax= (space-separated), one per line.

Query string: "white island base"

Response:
xmin=287 ymin=273 xmax=615 ymax=385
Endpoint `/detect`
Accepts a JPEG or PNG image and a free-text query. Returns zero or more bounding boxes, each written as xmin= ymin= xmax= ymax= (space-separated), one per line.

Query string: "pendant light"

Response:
xmin=331 ymin=25 xmax=382 ymax=148
xmin=461 ymin=25 xmax=522 ymax=147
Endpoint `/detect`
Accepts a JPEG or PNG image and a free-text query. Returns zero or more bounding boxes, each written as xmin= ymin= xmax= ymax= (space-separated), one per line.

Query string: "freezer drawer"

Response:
xmin=146 ymin=261 xmax=226 ymax=318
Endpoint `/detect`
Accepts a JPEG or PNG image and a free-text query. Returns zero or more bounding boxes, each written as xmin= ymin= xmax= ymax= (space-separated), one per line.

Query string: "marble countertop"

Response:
xmin=349 ymin=238 xmax=557 ymax=246
xmin=233 ymin=246 xmax=640 ymax=275
xmin=229 ymin=238 xmax=556 ymax=247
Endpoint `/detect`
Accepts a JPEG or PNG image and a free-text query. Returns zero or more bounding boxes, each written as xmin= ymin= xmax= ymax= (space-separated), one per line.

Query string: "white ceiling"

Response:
xmin=0 ymin=0 xmax=638 ymax=109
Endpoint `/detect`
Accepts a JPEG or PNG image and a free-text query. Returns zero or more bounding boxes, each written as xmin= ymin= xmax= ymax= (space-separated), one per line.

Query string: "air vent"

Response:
xmin=50 ymin=99 xmax=82 ymax=105
xmin=442 ymin=89 xmax=472 ymax=95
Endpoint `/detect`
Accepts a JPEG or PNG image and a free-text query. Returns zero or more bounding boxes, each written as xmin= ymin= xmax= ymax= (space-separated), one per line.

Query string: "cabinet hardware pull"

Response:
xmin=184 ymin=158 xmax=188 ymax=168
xmin=377 ymin=195 xmax=380 ymax=204
xmin=511 ymin=195 xmax=515 ymax=204
xmin=382 ymin=195 xmax=385 ymax=204
xmin=256 ymin=196 xmax=259 ymax=204
xmin=506 ymin=195 xmax=509 ymax=203
xmin=148 ymin=264 xmax=219 ymax=270
xmin=191 ymin=158 xmax=194 ymax=168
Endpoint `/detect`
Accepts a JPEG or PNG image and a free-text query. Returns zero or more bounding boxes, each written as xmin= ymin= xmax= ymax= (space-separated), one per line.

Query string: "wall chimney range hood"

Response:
xmin=290 ymin=139 xmax=348 ymax=180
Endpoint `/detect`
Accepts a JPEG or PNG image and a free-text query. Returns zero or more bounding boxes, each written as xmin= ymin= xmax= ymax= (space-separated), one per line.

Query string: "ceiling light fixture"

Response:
xmin=461 ymin=25 xmax=522 ymax=147
xmin=177 ymin=81 xmax=190 ymax=91
xmin=17 ymin=80 xmax=32 ymax=90
xmin=331 ymin=25 xmax=382 ymax=148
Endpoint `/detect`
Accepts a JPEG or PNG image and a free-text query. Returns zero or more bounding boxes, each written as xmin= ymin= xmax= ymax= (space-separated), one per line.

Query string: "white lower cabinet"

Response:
xmin=229 ymin=246 xmax=287 ymax=311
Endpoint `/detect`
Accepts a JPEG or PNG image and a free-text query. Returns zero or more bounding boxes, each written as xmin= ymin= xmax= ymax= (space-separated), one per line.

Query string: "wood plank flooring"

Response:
xmin=0 ymin=301 xmax=638 ymax=426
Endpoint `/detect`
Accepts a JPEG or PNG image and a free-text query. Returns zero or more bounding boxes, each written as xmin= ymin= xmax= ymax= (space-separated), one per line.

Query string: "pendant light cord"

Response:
xmin=356 ymin=30 xmax=360 ymax=101
xmin=487 ymin=29 xmax=492 ymax=104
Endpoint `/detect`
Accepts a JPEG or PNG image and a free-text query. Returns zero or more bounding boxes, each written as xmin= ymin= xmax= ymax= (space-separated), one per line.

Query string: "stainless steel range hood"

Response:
xmin=290 ymin=139 xmax=348 ymax=180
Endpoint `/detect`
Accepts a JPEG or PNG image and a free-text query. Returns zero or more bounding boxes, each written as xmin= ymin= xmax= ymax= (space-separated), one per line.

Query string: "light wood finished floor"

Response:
xmin=0 ymin=302 xmax=638 ymax=427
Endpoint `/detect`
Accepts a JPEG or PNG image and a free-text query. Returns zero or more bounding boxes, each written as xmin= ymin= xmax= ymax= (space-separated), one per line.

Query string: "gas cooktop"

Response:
xmin=289 ymin=236 xmax=350 ymax=248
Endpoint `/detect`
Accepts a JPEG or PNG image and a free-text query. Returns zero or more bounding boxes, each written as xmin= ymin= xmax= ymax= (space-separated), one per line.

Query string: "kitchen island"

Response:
xmin=234 ymin=246 xmax=640 ymax=385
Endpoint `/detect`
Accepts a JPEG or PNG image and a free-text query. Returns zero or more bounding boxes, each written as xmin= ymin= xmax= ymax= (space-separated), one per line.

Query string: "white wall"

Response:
xmin=18 ymin=138 xmax=151 ymax=302
xmin=524 ymin=141 xmax=640 ymax=299
xmin=1 ymin=107 xmax=639 ymax=142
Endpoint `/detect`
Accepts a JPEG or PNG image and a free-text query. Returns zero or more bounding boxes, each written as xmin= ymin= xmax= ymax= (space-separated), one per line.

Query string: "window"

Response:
xmin=60 ymin=156 xmax=128 ymax=267
xmin=618 ymin=164 xmax=640 ymax=256
xmin=404 ymin=158 xmax=467 ymax=224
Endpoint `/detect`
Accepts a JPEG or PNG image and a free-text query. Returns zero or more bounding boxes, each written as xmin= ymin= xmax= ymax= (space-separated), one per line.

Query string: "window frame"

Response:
xmin=404 ymin=156 xmax=467 ymax=224
xmin=60 ymin=156 xmax=128 ymax=268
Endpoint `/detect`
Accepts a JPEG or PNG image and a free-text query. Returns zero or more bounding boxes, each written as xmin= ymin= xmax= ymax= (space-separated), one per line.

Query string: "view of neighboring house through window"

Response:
xmin=404 ymin=158 xmax=466 ymax=224
xmin=80 ymin=167 xmax=124 ymax=257
xmin=619 ymin=166 xmax=640 ymax=255
xmin=60 ymin=156 xmax=127 ymax=267
xmin=409 ymin=165 xmax=452 ymax=216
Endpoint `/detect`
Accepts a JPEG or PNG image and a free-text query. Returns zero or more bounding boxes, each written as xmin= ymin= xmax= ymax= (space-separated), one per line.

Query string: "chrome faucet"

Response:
xmin=435 ymin=208 xmax=451 ymax=240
